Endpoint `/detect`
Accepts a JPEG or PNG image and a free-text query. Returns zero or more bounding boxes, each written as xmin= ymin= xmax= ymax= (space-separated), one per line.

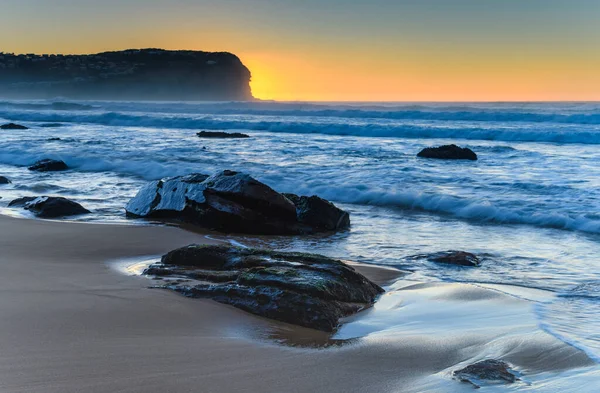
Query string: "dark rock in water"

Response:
xmin=126 ymin=170 xmax=350 ymax=235
xmin=145 ymin=244 xmax=384 ymax=331
xmin=9 ymin=196 xmax=90 ymax=218
xmin=47 ymin=137 xmax=62 ymax=141
xmin=426 ymin=251 xmax=480 ymax=267
xmin=1 ymin=123 xmax=28 ymax=130
xmin=197 ymin=131 xmax=250 ymax=139
xmin=417 ymin=144 xmax=477 ymax=160
xmin=453 ymin=359 xmax=517 ymax=388
xmin=0 ymin=176 xmax=10 ymax=184
xmin=28 ymin=159 xmax=68 ymax=172
xmin=8 ymin=196 xmax=37 ymax=207
xmin=284 ymin=193 xmax=350 ymax=232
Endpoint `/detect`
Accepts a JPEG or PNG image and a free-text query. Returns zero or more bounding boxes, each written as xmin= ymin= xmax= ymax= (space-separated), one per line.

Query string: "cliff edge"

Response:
xmin=0 ymin=49 xmax=253 ymax=101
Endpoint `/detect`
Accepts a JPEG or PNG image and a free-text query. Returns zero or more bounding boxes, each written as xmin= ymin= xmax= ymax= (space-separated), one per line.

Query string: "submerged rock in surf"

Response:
xmin=196 ymin=131 xmax=250 ymax=138
xmin=283 ymin=193 xmax=350 ymax=233
xmin=0 ymin=123 xmax=28 ymax=130
xmin=9 ymin=196 xmax=90 ymax=218
xmin=453 ymin=359 xmax=518 ymax=388
xmin=0 ymin=176 xmax=10 ymax=184
xmin=417 ymin=144 xmax=478 ymax=161
xmin=144 ymin=244 xmax=384 ymax=331
xmin=409 ymin=251 xmax=481 ymax=267
xmin=125 ymin=170 xmax=350 ymax=235
xmin=28 ymin=159 xmax=68 ymax=172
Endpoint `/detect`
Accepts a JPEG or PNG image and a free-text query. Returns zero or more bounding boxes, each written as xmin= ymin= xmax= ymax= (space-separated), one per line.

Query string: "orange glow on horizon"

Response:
xmin=242 ymin=49 xmax=600 ymax=102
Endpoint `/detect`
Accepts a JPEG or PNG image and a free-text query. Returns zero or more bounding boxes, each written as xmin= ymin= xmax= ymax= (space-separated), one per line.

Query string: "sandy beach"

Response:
xmin=0 ymin=214 xmax=596 ymax=392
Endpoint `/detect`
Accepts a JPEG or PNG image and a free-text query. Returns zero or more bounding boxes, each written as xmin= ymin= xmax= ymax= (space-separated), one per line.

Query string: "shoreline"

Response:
xmin=0 ymin=213 xmax=597 ymax=392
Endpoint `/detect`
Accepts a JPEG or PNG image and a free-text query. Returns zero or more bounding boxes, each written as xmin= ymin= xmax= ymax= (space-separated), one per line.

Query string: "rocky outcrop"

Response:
xmin=453 ymin=359 xmax=517 ymax=388
xmin=9 ymin=196 xmax=90 ymax=218
xmin=417 ymin=144 xmax=477 ymax=160
xmin=0 ymin=49 xmax=253 ymax=101
xmin=125 ymin=170 xmax=350 ymax=235
xmin=143 ymin=244 xmax=384 ymax=331
xmin=0 ymin=176 xmax=10 ymax=184
xmin=1 ymin=123 xmax=28 ymax=130
xmin=196 ymin=131 xmax=250 ymax=139
xmin=28 ymin=159 xmax=68 ymax=172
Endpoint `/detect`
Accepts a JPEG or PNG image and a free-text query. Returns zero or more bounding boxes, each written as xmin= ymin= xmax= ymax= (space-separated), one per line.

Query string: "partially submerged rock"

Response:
xmin=197 ymin=131 xmax=250 ymax=139
xmin=417 ymin=144 xmax=478 ymax=161
xmin=428 ymin=251 xmax=480 ymax=267
xmin=284 ymin=193 xmax=350 ymax=232
xmin=28 ymin=159 xmax=68 ymax=172
xmin=453 ymin=359 xmax=517 ymax=388
xmin=47 ymin=137 xmax=62 ymax=141
xmin=144 ymin=244 xmax=384 ymax=331
xmin=126 ymin=170 xmax=350 ymax=235
xmin=9 ymin=196 xmax=90 ymax=218
xmin=0 ymin=176 xmax=10 ymax=184
xmin=1 ymin=123 xmax=28 ymax=130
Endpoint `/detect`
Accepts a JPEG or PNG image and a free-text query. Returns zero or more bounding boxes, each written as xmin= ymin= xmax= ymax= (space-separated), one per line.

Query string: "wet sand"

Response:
xmin=0 ymin=214 xmax=595 ymax=392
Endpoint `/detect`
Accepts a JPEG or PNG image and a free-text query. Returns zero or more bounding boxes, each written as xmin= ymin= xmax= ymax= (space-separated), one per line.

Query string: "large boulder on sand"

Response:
xmin=9 ymin=196 xmax=90 ymax=218
xmin=143 ymin=244 xmax=384 ymax=331
xmin=417 ymin=144 xmax=477 ymax=160
xmin=125 ymin=170 xmax=350 ymax=235
xmin=28 ymin=159 xmax=68 ymax=172
xmin=1 ymin=123 xmax=28 ymax=130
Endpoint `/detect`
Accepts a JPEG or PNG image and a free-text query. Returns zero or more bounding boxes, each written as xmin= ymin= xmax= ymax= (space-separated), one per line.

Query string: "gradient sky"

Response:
xmin=2 ymin=0 xmax=600 ymax=101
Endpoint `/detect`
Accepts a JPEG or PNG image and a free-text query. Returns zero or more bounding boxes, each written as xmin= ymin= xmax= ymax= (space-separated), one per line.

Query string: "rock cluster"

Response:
xmin=126 ymin=170 xmax=350 ymax=235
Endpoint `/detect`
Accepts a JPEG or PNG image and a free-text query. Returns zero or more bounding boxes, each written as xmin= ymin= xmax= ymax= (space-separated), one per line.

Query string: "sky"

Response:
xmin=1 ymin=0 xmax=600 ymax=101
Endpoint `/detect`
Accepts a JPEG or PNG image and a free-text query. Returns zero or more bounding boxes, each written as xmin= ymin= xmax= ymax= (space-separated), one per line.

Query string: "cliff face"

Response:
xmin=0 ymin=49 xmax=253 ymax=101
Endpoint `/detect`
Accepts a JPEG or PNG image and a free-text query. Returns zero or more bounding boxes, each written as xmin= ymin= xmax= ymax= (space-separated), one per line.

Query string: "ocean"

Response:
xmin=0 ymin=99 xmax=599 ymax=363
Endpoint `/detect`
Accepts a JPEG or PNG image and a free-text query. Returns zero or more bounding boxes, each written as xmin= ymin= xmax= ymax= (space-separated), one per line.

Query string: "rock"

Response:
xmin=197 ymin=131 xmax=250 ymax=138
xmin=47 ymin=137 xmax=62 ymax=141
xmin=28 ymin=159 xmax=68 ymax=172
xmin=423 ymin=251 xmax=480 ymax=267
xmin=407 ymin=251 xmax=481 ymax=267
xmin=9 ymin=196 xmax=90 ymax=218
xmin=284 ymin=193 xmax=350 ymax=232
xmin=417 ymin=144 xmax=477 ymax=160
xmin=0 ymin=176 xmax=10 ymax=184
xmin=0 ymin=123 xmax=28 ymax=130
xmin=126 ymin=170 xmax=350 ymax=235
xmin=144 ymin=244 xmax=384 ymax=331
xmin=8 ymin=197 xmax=37 ymax=207
xmin=453 ymin=359 xmax=517 ymax=388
